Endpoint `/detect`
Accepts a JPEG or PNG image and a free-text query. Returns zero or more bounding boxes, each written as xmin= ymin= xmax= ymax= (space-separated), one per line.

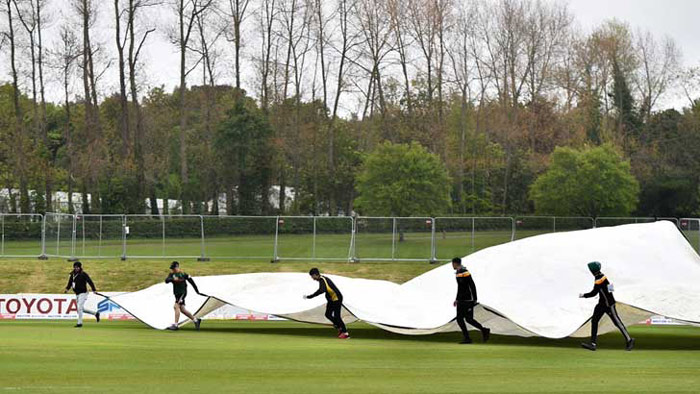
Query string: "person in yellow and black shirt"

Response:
xmin=452 ymin=257 xmax=490 ymax=344
xmin=579 ymin=261 xmax=635 ymax=351
xmin=304 ymin=268 xmax=349 ymax=339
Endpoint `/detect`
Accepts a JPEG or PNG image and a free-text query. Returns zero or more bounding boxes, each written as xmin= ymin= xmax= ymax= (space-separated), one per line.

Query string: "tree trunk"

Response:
xmin=278 ymin=172 xmax=286 ymax=214
xmin=81 ymin=183 xmax=90 ymax=214
xmin=210 ymin=192 xmax=219 ymax=215
xmin=149 ymin=194 xmax=159 ymax=216
xmin=6 ymin=0 xmax=30 ymax=214
xmin=64 ymin=62 xmax=74 ymax=214
xmin=115 ymin=0 xmax=130 ymax=157
xmin=128 ymin=0 xmax=151 ymax=213
xmin=226 ymin=186 xmax=234 ymax=215
xmin=178 ymin=0 xmax=190 ymax=213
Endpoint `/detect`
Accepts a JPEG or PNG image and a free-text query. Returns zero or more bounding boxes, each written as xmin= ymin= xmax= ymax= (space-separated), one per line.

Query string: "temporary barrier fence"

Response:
xmin=2 ymin=214 xmax=697 ymax=261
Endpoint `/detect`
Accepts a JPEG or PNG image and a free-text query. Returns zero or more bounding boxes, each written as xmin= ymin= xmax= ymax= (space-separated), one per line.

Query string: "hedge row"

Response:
xmin=1 ymin=221 xmax=43 ymax=241
xmin=65 ymin=217 xmax=355 ymax=240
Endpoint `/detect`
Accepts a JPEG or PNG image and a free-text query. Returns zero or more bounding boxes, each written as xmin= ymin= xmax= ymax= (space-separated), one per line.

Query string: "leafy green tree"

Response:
xmin=216 ymin=96 xmax=273 ymax=215
xmin=355 ymin=142 xmax=451 ymax=217
xmin=638 ymin=174 xmax=699 ymax=217
xmin=530 ymin=144 xmax=639 ymax=216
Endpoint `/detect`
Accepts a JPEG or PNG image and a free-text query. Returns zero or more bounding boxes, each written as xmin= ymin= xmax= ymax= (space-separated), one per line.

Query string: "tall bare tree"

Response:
xmin=447 ymin=1 xmax=475 ymax=213
xmin=355 ymin=0 xmax=391 ymax=118
xmin=128 ymin=0 xmax=157 ymax=212
xmin=257 ymin=0 xmax=276 ymax=110
xmin=634 ymin=29 xmax=680 ymax=124
xmin=170 ymin=0 xmax=213 ymax=213
xmin=274 ymin=0 xmax=312 ymax=212
xmin=472 ymin=0 xmax=532 ymax=212
xmin=114 ymin=0 xmax=130 ymax=157
xmin=310 ymin=0 xmax=330 ymax=110
xmin=523 ymin=0 xmax=571 ymax=103
xmin=3 ymin=0 xmax=30 ymax=213
xmin=194 ymin=1 xmax=225 ymax=213
xmin=407 ymin=0 xmax=452 ymax=109
xmin=387 ymin=0 xmax=412 ymax=113
xmin=13 ymin=0 xmax=37 ymax=133
xmin=225 ymin=0 xmax=250 ymax=89
xmin=14 ymin=0 xmax=52 ymax=211
xmin=52 ymin=25 xmax=80 ymax=213
xmin=73 ymin=0 xmax=105 ymax=213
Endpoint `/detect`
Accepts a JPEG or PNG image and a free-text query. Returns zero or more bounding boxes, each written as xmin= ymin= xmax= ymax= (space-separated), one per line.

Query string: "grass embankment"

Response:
xmin=0 ymin=259 xmax=438 ymax=293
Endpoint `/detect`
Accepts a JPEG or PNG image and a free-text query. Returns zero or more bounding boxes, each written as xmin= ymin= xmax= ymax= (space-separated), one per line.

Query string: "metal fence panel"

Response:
xmin=553 ymin=217 xmax=596 ymax=231
xmin=124 ymin=215 xmax=203 ymax=259
xmin=275 ymin=216 xmax=314 ymax=260
xmin=595 ymin=217 xmax=679 ymax=228
xmin=44 ymin=213 xmax=75 ymax=258
xmin=202 ymin=215 xmax=277 ymax=260
xmin=352 ymin=217 xmax=433 ymax=262
xmin=394 ymin=217 xmax=434 ymax=261
xmin=679 ymin=218 xmax=700 ymax=253
xmin=0 ymin=214 xmax=43 ymax=257
xmin=354 ymin=217 xmax=395 ymax=261
xmin=514 ymin=216 xmax=594 ymax=240
xmin=514 ymin=216 xmax=556 ymax=240
xmin=75 ymin=214 xmax=124 ymax=258
xmin=313 ymin=216 xmax=354 ymax=260
xmin=274 ymin=216 xmax=353 ymax=261
xmin=434 ymin=217 xmax=514 ymax=260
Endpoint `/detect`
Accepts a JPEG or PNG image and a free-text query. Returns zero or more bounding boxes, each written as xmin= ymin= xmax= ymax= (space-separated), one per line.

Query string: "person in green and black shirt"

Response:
xmin=452 ymin=257 xmax=490 ymax=344
xmin=579 ymin=261 xmax=634 ymax=351
xmin=304 ymin=268 xmax=349 ymax=339
xmin=165 ymin=261 xmax=202 ymax=331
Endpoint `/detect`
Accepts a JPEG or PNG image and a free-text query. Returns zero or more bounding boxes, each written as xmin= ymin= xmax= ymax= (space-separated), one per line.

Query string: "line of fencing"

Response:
xmin=0 ymin=214 xmax=695 ymax=262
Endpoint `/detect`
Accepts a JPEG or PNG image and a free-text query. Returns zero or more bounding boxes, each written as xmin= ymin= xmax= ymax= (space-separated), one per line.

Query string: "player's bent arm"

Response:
xmin=581 ymin=286 xmax=598 ymax=298
xmin=86 ymin=273 xmax=97 ymax=292
xmin=306 ymin=287 xmax=324 ymax=299
xmin=165 ymin=274 xmax=174 ymax=284
xmin=468 ymin=276 xmax=478 ymax=301
xmin=187 ymin=277 xmax=200 ymax=294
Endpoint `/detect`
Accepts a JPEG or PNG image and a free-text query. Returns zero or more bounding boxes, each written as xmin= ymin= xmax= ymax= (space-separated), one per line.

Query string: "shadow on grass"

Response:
xmin=189 ymin=322 xmax=700 ymax=351
xmin=15 ymin=319 xmax=698 ymax=351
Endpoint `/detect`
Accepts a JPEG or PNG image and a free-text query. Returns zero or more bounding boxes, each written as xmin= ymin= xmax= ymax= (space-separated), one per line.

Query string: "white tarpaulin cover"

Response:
xmin=108 ymin=221 xmax=700 ymax=338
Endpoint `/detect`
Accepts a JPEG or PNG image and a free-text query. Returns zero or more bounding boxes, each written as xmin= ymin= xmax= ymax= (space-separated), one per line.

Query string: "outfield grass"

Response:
xmin=0 ymin=320 xmax=699 ymax=393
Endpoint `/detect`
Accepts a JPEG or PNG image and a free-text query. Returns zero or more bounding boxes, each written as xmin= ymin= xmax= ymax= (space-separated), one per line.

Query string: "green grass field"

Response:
xmin=1 ymin=320 xmax=699 ymax=393
xmin=2 ymin=230 xmax=700 ymax=393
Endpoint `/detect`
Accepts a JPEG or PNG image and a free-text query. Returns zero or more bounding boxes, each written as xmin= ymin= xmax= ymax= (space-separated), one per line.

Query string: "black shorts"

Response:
xmin=174 ymin=293 xmax=187 ymax=305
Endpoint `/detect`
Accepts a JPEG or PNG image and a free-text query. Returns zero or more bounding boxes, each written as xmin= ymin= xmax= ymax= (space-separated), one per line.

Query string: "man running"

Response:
xmin=64 ymin=261 xmax=100 ymax=328
xmin=579 ymin=261 xmax=635 ymax=351
xmin=165 ymin=261 xmax=202 ymax=331
xmin=304 ymin=268 xmax=349 ymax=339
xmin=452 ymin=257 xmax=490 ymax=344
